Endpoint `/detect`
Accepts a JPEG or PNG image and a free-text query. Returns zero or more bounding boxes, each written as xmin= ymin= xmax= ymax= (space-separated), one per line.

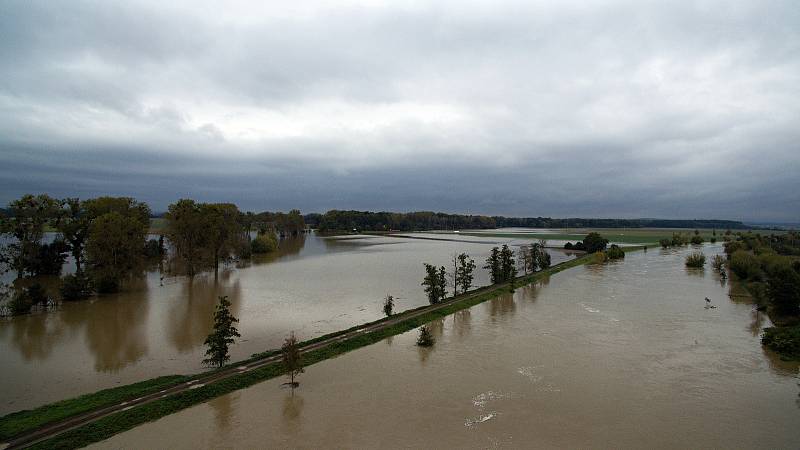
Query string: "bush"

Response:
xmin=606 ymin=244 xmax=625 ymax=260
xmin=573 ymin=241 xmax=586 ymax=251
xmin=251 ymin=233 xmax=278 ymax=254
xmin=729 ymin=250 xmax=762 ymax=280
xmin=711 ymin=254 xmax=725 ymax=271
xmin=563 ymin=242 xmax=573 ymax=250
xmin=143 ymin=239 xmax=163 ymax=259
xmin=710 ymin=237 xmax=717 ymax=243
xmin=416 ymin=326 xmax=435 ymax=347
xmin=724 ymin=240 xmax=746 ymax=257
xmin=671 ymin=233 xmax=689 ymax=246
xmin=94 ymin=275 xmax=120 ymax=294
xmin=766 ymin=263 xmax=800 ymax=315
xmin=659 ymin=238 xmax=670 ymax=248
xmin=690 ymin=235 xmax=704 ymax=245
xmin=8 ymin=290 xmax=33 ymax=315
xmin=60 ymin=272 xmax=93 ymax=301
xmin=685 ymin=252 xmax=706 ymax=268
xmin=582 ymin=232 xmax=608 ymax=253
xmin=761 ymin=325 xmax=800 ymax=358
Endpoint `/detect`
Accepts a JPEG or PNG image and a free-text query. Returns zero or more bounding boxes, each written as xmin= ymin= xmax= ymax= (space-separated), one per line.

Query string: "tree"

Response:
xmin=537 ymin=246 xmax=551 ymax=269
xmin=165 ymin=199 xmax=208 ymax=276
xmin=202 ymin=203 xmax=244 ymax=275
xmin=767 ymin=263 xmax=800 ymax=315
xmin=484 ymin=247 xmax=501 ymax=284
xmin=86 ymin=211 xmax=148 ymax=293
xmin=203 ymin=296 xmax=241 ymax=368
xmin=0 ymin=194 xmax=61 ymax=278
xmin=582 ymin=232 xmax=609 ymax=253
xmin=383 ymin=294 xmax=394 ymax=317
xmin=499 ymin=244 xmax=515 ymax=282
xmin=455 ymin=253 xmax=476 ymax=293
xmin=520 ymin=244 xmax=534 ymax=274
xmin=421 ymin=263 xmax=446 ymax=304
xmin=56 ymin=198 xmax=91 ymax=273
xmin=416 ymin=326 xmax=435 ymax=347
xmin=282 ymin=331 xmax=304 ymax=389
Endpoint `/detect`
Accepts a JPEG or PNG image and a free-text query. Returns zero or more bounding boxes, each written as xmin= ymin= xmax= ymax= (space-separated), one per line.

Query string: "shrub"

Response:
xmin=766 ymin=263 xmax=800 ymax=315
xmin=659 ymin=238 xmax=670 ymax=248
xmin=251 ymin=233 xmax=278 ymax=254
xmin=671 ymin=233 xmax=689 ymax=246
xmin=94 ymin=275 xmax=120 ymax=294
xmin=563 ymin=242 xmax=574 ymax=250
xmin=606 ymin=244 xmax=625 ymax=260
xmin=711 ymin=254 xmax=725 ymax=271
xmin=729 ymin=250 xmax=762 ymax=280
xmin=724 ymin=240 xmax=746 ymax=257
xmin=690 ymin=235 xmax=704 ymax=245
xmin=685 ymin=252 xmax=706 ymax=268
xmin=582 ymin=232 xmax=608 ymax=253
xmin=61 ymin=272 xmax=93 ymax=301
xmin=761 ymin=325 xmax=800 ymax=358
xmin=710 ymin=237 xmax=717 ymax=243
xmin=9 ymin=290 xmax=33 ymax=315
xmin=143 ymin=239 xmax=163 ymax=259
xmin=573 ymin=241 xmax=586 ymax=251
xmin=416 ymin=326 xmax=435 ymax=347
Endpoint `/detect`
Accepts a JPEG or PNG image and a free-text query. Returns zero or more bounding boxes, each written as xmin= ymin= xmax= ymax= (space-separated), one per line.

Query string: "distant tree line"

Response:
xmin=311 ymin=210 xmax=751 ymax=232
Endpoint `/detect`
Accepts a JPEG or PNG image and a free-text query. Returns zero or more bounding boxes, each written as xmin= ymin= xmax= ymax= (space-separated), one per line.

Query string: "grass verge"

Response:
xmin=8 ymin=252 xmax=598 ymax=449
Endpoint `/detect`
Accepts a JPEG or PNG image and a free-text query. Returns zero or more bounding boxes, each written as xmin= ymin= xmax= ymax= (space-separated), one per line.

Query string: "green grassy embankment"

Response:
xmin=3 ymin=251 xmax=608 ymax=449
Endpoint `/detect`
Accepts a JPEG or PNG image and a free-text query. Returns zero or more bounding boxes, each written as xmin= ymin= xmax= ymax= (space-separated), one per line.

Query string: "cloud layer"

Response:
xmin=1 ymin=0 xmax=798 ymax=220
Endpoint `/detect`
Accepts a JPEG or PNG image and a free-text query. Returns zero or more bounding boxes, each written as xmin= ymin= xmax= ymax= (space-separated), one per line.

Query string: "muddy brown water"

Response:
xmin=1 ymin=232 xmax=569 ymax=414
xmin=90 ymin=244 xmax=799 ymax=449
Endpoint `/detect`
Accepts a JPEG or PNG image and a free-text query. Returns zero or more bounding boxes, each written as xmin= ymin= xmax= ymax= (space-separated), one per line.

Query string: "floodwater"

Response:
xmin=0 ymin=232 xmax=575 ymax=414
xmin=92 ymin=244 xmax=799 ymax=449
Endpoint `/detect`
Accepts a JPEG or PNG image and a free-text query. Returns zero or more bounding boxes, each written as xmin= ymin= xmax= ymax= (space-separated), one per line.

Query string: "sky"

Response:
xmin=0 ymin=0 xmax=798 ymax=221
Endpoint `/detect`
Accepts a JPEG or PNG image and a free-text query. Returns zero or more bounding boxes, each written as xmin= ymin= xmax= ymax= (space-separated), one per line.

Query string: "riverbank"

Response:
xmin=1 ymin=249 xmax=609 ymax=449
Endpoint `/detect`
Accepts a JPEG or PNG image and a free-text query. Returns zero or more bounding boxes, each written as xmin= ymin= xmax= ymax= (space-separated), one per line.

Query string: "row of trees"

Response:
xmin=0 ymin=193 xmax=309 ymax=315
xmin=0 ymin=195 xmax=154 ymax=313
xmin=311 ymin=210 xmax=753 ymax=232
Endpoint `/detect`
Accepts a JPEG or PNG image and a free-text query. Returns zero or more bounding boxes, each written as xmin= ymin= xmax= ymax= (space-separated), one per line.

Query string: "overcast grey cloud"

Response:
xmin=1 ymin=0 xmax=798 ymax=221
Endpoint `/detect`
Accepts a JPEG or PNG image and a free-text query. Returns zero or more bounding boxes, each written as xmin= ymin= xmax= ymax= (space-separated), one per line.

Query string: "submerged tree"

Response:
xmin=383 ymin=294 xmax=394 ymax=317
xmin=56 ymin=198 xmax=91 ymax=273
xmin=416 ymin=325 xmax=435 ymax=347
xmin=203 ymin=296 xmax=241 ymax=368
xmin=499 ymin=244 xmax=516 ymax=282
xmin=455 ymin=253 xmax=476 ymax=294
xmin=0 ymin=194 xmax=62 ymax=278
xmin=282 ymin=331 xmax=304 ymax=390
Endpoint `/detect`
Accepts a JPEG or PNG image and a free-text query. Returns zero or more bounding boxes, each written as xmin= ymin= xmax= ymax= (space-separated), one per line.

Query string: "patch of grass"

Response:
xmin=14 ymin=252 xmax=603 ymax=449
xmin=0 ymin=375 xmax=187 ymax=441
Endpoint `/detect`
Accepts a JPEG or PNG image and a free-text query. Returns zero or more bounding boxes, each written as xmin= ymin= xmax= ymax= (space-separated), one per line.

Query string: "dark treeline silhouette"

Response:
xmin=310 ymin=209 xmax=751 ymax=232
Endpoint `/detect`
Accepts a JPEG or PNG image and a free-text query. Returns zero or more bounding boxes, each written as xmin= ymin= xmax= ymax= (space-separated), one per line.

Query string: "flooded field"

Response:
xmin=91 ymin=244 xmax=799 ymax=449
xmin=0 ymin=232 xmax=575 ymax=414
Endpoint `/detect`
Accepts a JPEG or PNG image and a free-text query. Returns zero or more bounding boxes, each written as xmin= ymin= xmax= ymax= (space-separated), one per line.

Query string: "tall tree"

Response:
xmin=455 ymin=253 xmax=476 ymax=294
xmin=203 ymin=296 xmax=241 ymax=368
xmin=484 ymin=247 xmax=501 ymax=284
xmin=202 ymin=203 xmax=243 ymax=275
xmin=0 ymin=194 xmax=61 ymax=278
xmin=56 ymin=198 xmax=91 ymax=273
xmin=421 ymin=263 xmax=447 ymax=304
xmin=499 ymin=244 xmax=516 ymax=282
xmin=282 ymin=331 xmax=304 ymax=390
xmin=85 ymin=211 xmax=148 ymax=293
xmin=165 ymin=199 xmax=208 ymax=276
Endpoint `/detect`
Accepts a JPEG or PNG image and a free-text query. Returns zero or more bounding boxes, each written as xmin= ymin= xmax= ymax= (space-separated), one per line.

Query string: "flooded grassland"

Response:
xmin=92 ymin=244 xmax=800 ymax=449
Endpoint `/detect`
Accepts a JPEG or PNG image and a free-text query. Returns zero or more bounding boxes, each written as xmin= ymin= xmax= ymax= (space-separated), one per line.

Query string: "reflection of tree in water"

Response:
xmin=488 ymin=292 xmax=516 ymax=320
xmin=250 ymin=235 xmax=307 ymax=266
xmin=210 ymin=392 xmax=237 ymax=434
xmin=79 ymin=275 xmax=151 ymax=372
xmin=452 ymin=309 xmax=472 ymax=340
xmin=748 ymin=309 xmax=766 ymax=337
xmin=281 ymin=392 xmax=305 ymax=436
xmin=2 ymin=314 xmax=66 ymax=361
xmin=168 ymin=271 xmax=242 ymax=353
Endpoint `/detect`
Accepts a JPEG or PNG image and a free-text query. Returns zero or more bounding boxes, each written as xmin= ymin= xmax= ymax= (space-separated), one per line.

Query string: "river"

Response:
xmin=1 ymin=232 xmax=575 ymax=414
xmin=90 ymin=243 xmax=800 ymax=449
